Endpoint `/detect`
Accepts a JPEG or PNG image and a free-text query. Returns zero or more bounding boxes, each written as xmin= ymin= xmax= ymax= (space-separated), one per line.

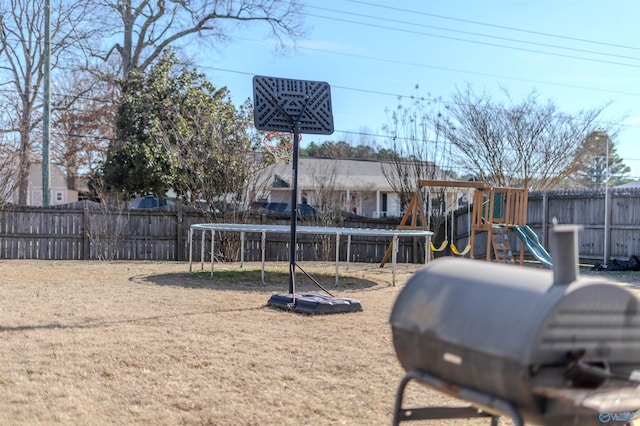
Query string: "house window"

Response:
xmin=55 ymin=191 xmax=64 ymax=203
xmin=381 ymin=193 xmax=388 ymax=217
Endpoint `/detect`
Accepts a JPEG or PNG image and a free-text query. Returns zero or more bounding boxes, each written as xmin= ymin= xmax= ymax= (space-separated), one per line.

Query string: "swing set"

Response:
xmin=380 ymin=179 xmax=530 ymax=266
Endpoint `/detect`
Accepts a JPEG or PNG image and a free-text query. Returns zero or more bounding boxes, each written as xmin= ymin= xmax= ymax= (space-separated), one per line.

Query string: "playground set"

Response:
xmin=381 ymin=179 xmax=552 ymax=267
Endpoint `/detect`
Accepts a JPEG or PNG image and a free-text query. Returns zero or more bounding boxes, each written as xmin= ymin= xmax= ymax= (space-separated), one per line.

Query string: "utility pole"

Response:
xmin=42 ymin=0 xmax=51 ymax=206
xmin=589 ymin=129 xmax=610 ymax=266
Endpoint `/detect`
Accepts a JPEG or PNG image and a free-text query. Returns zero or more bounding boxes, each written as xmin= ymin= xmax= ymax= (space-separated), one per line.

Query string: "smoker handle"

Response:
xmin=574 ymin=360 xmax=640 ymax=382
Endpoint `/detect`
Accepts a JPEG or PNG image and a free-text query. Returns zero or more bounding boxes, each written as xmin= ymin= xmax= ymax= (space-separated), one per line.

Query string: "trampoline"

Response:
xmin=188 ymin=223 xmax=433 ymax=286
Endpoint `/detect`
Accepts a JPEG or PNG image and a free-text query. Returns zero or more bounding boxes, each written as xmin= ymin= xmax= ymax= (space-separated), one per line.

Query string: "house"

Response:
xmin=254 ymin=158 xmax=449 ymax=218
xmin=18 ymin=162 xmax=79 ymax=206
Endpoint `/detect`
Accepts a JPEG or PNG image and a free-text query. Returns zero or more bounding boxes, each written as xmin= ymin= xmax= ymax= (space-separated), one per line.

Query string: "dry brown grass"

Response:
xmin=0 ymin=260 xmax=638 ymax=425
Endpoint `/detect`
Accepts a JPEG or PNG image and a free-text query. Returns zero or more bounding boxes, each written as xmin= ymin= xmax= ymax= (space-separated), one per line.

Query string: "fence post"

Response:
xmin=82 ymin=207 xmax=90 ymax=260
xmin=176 ymin=201 xmax=184 ymax=261
xmin=542 ymin=191 xmax=548 ymax=248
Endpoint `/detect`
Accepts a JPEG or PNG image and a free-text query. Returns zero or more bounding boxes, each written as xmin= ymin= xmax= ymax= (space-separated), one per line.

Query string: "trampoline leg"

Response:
xmin=334 ymin=233 xmax=340 ymax=287
xmin=240 ymin=231 xmax=245 ymax=268
xmin=188 ymin=228 xmax=193 ymax=273
xmin=392 ymin=235 xmax=398 ymax=286
xmin=261 ymin=231 xmax=266 ymax=285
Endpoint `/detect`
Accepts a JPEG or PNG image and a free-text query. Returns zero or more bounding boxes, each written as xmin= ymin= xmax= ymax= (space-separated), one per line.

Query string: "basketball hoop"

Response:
xmin=262 ymin=132 xmax=301 ymax=164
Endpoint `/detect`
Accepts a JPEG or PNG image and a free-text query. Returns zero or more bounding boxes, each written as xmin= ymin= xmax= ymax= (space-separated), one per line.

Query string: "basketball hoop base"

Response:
xmin=267 ymin=293 xmax=363 ymax=315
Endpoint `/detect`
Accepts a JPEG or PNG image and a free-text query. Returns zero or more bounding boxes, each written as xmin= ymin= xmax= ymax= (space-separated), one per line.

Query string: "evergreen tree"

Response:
xmin=99 ymin=50 xmax=258 ymax=204
xmin=574 ymin=131 xmax=631 ymax=189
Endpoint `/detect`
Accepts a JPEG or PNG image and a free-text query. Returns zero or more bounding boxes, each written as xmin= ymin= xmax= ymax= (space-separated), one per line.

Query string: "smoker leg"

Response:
xmin=393 ymin=370 xmax=522 ymax=426
xmin=392 ymin=371 xmax=412 ymax=425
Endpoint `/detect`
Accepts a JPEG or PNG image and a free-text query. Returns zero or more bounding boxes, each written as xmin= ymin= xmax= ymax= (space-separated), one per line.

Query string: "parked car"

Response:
xmin=295 ymin=204 xmax=319 ymax=216
xmin=130 ymin=195 xmax=176 ymax=209
xmin=257 ymin=202 xmax=319 ymax=216
xmin=192 ymin=200 xmax=245 ymax=213
xmin=259 ymin=202 xmax=289 ymax=213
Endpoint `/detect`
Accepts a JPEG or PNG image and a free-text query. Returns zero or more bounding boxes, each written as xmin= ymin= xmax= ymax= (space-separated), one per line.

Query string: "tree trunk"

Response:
xmin=17 ymin=128 xmax=31 ymax=205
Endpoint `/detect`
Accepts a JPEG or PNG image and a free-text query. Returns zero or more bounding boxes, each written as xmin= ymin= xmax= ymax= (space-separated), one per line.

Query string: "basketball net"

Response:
xmin=262 ymin=132 xmax=301 ymax=164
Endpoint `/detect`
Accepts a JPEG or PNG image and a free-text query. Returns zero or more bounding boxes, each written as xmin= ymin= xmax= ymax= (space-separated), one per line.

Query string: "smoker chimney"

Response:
xmin=550 ymin=221 xmax=582 ymax=286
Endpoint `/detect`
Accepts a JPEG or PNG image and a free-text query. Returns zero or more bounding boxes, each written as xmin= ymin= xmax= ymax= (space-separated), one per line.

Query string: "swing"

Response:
xmin=451 ymin=242 xmax=471 ymax=256
xmin=428 ymin=188 xmax=449 ymax=252
xmin=450 ymin=190 xmax=472 ymax=256
xmin=430 ymin=240 xmax=448 ymax=252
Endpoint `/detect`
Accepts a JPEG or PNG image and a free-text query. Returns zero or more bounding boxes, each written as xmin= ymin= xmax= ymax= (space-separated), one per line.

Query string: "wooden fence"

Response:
xmin=0 ymin=202 xmax=421 ymax=263
xmin=2 ymin=187 xmax=640 ymax=265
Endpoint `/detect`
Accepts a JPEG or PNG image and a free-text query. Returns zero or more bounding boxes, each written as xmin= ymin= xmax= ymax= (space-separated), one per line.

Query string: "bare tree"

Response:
xmin=90 ymin=0 xmax=306 ymax=79
xmin=305 ymin=160 xmax=344 ymax=218
xmin=441 ymin=85 xmax=614 ymax=190
xmin=0 ymin=0 xmax=93 ymax=204
xmin=85 ymin=178 xmax=130 ymax=261
xmin=303 ymin=159 xmax=379 ymax=260
xmin=0 ymin=133 xmax=20 ymax=206
xmin=381 ymin=86 xmax=452 ymax=212
xmin=0 ymin=88 xmax=19 ymax=205
xmin=304 ymin=160 xmax=344 ymax=260
xmin=53 ymin=67 xmax=118 ymax=192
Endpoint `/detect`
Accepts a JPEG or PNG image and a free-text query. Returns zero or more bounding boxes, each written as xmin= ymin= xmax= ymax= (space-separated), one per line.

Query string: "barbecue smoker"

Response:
xmin=390 ymin=225 xmax=640 ymax=425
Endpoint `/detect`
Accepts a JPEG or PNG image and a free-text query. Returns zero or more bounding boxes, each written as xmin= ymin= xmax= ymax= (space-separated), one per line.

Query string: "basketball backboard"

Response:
xmin=253 ymin=75 xmax=334 ymax=135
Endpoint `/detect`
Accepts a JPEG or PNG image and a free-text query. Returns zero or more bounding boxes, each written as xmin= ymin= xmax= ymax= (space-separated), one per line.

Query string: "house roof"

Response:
xmin=263 ymin=157 xmax=445 ymax=191
xmin=615 ymin=180 xmax=640 ymax=189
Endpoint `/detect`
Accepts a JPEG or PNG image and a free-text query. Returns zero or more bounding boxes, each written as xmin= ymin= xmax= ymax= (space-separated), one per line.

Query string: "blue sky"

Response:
xmin=198 ymin=0 xmax=640 ymax=179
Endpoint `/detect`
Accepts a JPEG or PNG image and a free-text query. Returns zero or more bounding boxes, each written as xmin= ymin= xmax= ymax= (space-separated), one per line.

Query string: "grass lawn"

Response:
xmin=0 ymin=259 xmax=637 ymax=425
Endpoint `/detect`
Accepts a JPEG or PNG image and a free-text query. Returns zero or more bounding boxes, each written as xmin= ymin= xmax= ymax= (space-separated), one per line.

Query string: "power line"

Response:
xmin=344 ymin=0 xmax=640 ymax=53
xmin=1 ymin=5 xmax=637 ymax=99
xmin=0 ymin=60 xmax=637 ymax=138
xmin=216 ymin=38 xmax=640 ymax=100
xmin=304 ymin=12 xmax=640 ymax=70
xmin=304 ymin=5 xmax=640 ymax=64
xmin=112 ymin=63 xmax=638 ymax=137
xmin=209 ymin=72 xmax=640 ymax=130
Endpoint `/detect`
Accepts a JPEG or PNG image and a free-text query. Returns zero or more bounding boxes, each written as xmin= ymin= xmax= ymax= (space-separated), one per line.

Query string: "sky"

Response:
xmin=197 ymin=0 xmax=640 ymax=180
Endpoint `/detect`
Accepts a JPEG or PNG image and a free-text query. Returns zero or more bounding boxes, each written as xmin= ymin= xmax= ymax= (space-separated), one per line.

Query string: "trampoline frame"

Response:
xmin=188 ymin=223 xmax=432 ymax=286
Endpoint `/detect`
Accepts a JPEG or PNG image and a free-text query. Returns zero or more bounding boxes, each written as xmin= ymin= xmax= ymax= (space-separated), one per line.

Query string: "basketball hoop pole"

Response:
xmin=289 ymin=120 xmax=301 ymax=294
